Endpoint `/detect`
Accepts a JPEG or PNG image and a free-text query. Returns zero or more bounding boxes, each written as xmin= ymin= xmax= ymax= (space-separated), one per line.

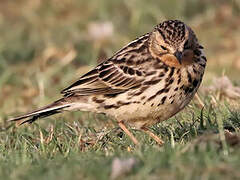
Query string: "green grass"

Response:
xmin=1 ymin=0 xmax=240 ymax=179
xmin=1 ymin=106 xmax=240 ymax=180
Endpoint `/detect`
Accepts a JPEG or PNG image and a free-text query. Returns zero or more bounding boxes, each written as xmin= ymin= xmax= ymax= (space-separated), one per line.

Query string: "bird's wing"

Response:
xmin=61 ymin=34 xmax=151 ymax=96
xmin=61 ymin=60 xmax=144 ymax=96
xmin=61 ymin=34 xmax=150 ymax=96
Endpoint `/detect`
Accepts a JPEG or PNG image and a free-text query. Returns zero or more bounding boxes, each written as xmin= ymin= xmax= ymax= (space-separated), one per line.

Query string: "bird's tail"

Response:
xmin=8 ymin=98 xmax=72 ymax=125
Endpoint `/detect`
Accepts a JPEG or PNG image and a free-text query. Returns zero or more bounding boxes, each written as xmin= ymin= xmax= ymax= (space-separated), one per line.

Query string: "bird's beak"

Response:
xmin=174 ymin=51 xmax=183 ymax=64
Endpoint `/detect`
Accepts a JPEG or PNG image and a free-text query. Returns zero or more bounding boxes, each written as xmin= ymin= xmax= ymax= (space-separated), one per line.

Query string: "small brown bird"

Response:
xmin=9 ymin=20 xmax=206 ymax=145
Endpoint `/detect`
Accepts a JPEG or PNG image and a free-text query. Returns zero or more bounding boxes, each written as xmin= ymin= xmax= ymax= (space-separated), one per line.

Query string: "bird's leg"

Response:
xmin=141 ymin=127 xmax=164 ymax=146
xmin=194 ymin=93 xmax=204 ymax=108
xmin=118 ymin=121 xmax=139 ymax=145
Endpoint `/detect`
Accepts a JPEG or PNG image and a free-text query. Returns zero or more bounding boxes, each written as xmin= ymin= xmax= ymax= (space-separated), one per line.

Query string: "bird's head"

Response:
xmin=149 ymin=20 xmax=199 ymax=68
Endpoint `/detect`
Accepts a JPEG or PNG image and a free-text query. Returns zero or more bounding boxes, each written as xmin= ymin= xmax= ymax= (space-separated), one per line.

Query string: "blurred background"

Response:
xmin=0 ymin=0 xmax=240 ymax=120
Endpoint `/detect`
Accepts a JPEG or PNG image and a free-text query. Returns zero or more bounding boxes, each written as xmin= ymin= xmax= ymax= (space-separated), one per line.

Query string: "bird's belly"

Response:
xmin=101 ymin=90 xmax=195 ymax=129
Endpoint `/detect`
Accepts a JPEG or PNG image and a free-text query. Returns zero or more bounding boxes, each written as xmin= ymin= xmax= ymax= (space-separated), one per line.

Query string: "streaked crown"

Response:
xmin=155 ymin=20 xmax=188 ymax=47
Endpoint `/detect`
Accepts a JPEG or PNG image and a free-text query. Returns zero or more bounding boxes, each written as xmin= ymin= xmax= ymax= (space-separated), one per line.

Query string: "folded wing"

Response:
xmin=61 ymin=61 xmax=144 ymax=96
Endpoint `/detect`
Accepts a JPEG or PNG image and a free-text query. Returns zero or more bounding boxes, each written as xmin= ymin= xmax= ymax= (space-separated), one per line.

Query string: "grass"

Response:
xmin=1 ymin=107 xmax=240 ymax=180
xmin=1 ymin=0 xmax=240 ymax=179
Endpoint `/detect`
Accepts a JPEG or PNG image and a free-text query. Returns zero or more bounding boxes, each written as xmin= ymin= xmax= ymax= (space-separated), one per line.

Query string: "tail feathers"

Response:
xmin=8 ymin=101 xmax=71 ymax=125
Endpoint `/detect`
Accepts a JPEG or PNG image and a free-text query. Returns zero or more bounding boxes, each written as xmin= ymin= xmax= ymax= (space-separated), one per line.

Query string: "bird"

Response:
xmin=9 ymin=20 xmax=207 ymax=145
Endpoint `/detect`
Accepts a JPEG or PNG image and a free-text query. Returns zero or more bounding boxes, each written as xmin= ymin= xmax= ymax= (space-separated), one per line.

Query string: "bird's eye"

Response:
xmin=160 ymin=45 xmax=167 ymax=50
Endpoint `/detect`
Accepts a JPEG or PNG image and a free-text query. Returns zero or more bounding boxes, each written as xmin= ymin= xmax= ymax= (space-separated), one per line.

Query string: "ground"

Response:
xmin=0 ymin=1 xmax=240 ymax=179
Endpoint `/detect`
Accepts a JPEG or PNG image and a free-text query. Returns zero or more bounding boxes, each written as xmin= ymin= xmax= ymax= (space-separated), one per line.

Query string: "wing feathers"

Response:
xmin=61 ymin=34 xmax=150 ymax=96
xmin=101 ymin=69 xmax=118 ymax=81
